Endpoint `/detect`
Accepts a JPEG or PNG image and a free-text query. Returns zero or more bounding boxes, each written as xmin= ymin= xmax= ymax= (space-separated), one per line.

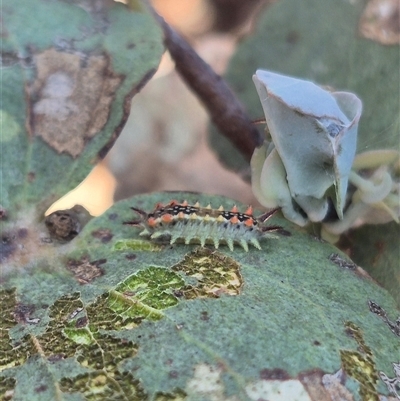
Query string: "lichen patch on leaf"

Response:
xmin=27 ymin=49 xmax=123 ymax=158
xmin=114 ymin=239 xmax=163 ymax=252
xmin=0 ymin=289 xmax=145 ymax=400
xmin=368 ymin=300 xmax=400 ymax=337
xmin=60 ymin=369 xmax=146 ymax=401
xmin=171 ymin=248 xmax=243 ymax=299
xmin=154 ymin=388 xmax=187 ymax=401
xmin=109 ymin=267 xmax=186 ymax=321
xmin=340 ymin=321 xmax=380 ymax=401
xmin=0 ymin=376 xmax=15 ymax=401
xmin=380 ymin=362 xmax=400 ymax=399
xmin=328 ymin=253 xmax=375 ymax=280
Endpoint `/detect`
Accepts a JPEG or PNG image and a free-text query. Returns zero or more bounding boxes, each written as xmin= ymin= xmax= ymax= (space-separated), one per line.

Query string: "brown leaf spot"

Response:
xmin=27 ymin=172 xmax=35 ymax=182
xmin=34 ymin=384 xmax=48 ymax=393
xmin=328 ymin=253 xmax=376 ymax=280
xmin=0 ymin=51 xmax=19 ymax=67
xmin=91 ymin=228 xmax=113 ymax=243
xmin=17 ymin=228 xmax=28 ymax=239
xmin=14 ymin=303 xmax=37 ymax=324
xmin=329 ymin=253 xmax=356 ymax=270
xmin=359 ymin=0 xmax=400 ymax=45
xmin=323 ymin=371 xmax=362 ymax=400
xmin=0 ymin=234 xmax=16 ymax=263
xmin=75 ymin=316 xmax=88 ymax=328
xmin=125 ymin=253 xmax=137 ymax=260
xmin=27 ymin=49 xmax=124 ymax=157
xmin=66 ymin=256 xmax=105 ymax=284
xmin=47 ymin=354 xmax=65 ymax=363
xmin=200 ymin=311 xmax=209 ymax=321
xmin=260 ymin=368 xmax=290 ymax=380
xmin=298 ymin=369 xmax=335 ymax=401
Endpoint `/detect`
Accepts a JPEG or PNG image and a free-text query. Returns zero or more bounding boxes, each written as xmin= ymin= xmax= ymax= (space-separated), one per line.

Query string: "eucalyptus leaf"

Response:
xmin=1 ymin=192 xmax=399 ymax=400
xmin=1 ymin=0 xmax=163 ymax=271
xmin=1 ymin=0 xmax=163 ymax=217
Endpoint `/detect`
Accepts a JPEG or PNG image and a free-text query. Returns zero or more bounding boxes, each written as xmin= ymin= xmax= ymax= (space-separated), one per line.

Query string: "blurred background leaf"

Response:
xmin=210 ymin=0 xmax=399 ymax=171
xmin=209 ymin=0 xmax=399 ymax=302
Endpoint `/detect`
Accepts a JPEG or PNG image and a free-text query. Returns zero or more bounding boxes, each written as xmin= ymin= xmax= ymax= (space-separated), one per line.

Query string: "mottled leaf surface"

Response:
xmin=1 ymin=192 xmax=399 ymax=400
xmin=1 ymin=0 xmax=163 ymax=275
xmin=1 ymin=0 xmax=163 ymax=215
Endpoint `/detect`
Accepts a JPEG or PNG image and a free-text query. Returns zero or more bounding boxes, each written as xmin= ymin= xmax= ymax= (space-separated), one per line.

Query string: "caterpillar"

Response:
xmin=125 ymin=200 xmax=289 ymax=251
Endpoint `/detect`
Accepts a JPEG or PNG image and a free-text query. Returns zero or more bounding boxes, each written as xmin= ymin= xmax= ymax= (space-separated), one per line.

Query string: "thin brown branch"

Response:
xmin=153 ymin=13 xmax=263 ymax=162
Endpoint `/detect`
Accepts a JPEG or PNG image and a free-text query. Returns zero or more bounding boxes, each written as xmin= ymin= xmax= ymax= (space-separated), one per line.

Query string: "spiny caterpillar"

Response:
xmin=125 ymin=200 xmax=288 ymax=251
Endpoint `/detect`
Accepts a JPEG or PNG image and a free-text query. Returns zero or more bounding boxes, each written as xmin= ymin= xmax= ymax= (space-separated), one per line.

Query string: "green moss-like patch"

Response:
xmin=340 ymin=321 xmax=379 ymax=401
xmin=0 ymin=376 xmax=15 ymax=401
xmin=114 ymin=239 xmax=163 ymax=252
xmin=172 ymin=248 xmax=243 ymax=299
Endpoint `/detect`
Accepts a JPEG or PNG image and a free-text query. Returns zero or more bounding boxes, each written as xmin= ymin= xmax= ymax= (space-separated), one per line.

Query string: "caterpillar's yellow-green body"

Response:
xmin=127 ymin=200 xmax=287 ymax=251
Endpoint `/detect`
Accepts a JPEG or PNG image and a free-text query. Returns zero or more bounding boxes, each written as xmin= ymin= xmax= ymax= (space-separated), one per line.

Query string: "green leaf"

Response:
xmin=1 ymin=0 xmax=163 ymax=215
xmin=1 ymin=192 xmax=399 ymax=400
